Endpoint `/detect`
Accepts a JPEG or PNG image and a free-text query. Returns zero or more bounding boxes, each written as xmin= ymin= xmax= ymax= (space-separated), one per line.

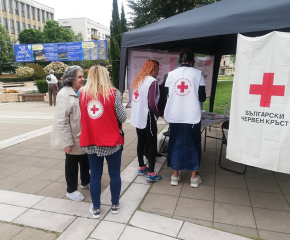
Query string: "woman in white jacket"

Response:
xmin=50 ymin=65 xmax=90 ymax=202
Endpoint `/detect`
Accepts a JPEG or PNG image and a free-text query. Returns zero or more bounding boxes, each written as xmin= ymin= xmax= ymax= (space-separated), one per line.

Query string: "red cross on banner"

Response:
xmin=249 ymin=73 xmax=285 ymax=107
xmin=177 ymin=81 xmax=188 ymax=93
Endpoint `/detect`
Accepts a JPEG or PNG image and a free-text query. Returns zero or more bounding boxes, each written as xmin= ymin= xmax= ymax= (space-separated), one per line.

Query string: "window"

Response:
xmin=14 ymin=0 xmax=19 ymax=15
xmin=33 ymin=25 xmax=35 ymax=29
xmin=87 ymin=28 xmax=90 ymax=34
xmin=1 ymin=0 xmax=6 ymax=11
xmin=223 ymin=61 xmax=226 ymax=65
xmin=3 ymin=18 xmax=8 ymax=31
xmin=8 ymin=0 xmax=12 ymax=13
xmin=42 ymin=10 xmax=45 ymax=22
xmin=26 ymin=5 xmax=30 ymax=18
xmin=22 ymin=22 xmax=25 ymax=29
xmin=37 ymin=9 xmax=40 ymax=21
xmin=102 ymin=33 xmax=104 ymax=39
xmin=10 ymin=20 xmax=15 ymax=33
xmin=46 ymin=12 xmax=49 ymax=20
xmin=51 ymin=13 xmax=53 ymax=20
xmin=21 ymin=2 xmax=24 ymax=16
xmin=16 ymin=21 xmax=20 ymax=33
xmin=98 ymin=32 xmax=100 ymax=37
xmin=31 ymin=7 xmax=35 ymax=19
xmin=28 ymin=24 xmax=30 ymax=28
xmin=38 ymin=26 xmax=41 ymax=30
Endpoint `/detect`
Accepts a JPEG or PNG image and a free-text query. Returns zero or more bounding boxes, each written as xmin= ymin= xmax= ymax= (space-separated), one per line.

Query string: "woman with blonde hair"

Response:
xmin=79 ymin=65 xmax=127 ymax=219
xmin=130 ymin=60 xmax=162 ymax=183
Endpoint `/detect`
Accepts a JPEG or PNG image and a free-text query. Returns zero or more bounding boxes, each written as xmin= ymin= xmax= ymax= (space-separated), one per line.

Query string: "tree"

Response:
xmin=121 ymin=4 xmax=128 ymax=33
xmin=42 ymin=20 xmax=75 ymax=43
xmin=110 ymin=0 xmax=122 ymax=87
xmin=128 ymin=0 xmax=222 ymax=29
xmin=73 ymin=31 xmax=84 ymax=42
xmin=18 ymin=28 xmax=43 ymax=44
xmin=0 ymin=23 xmax=16 ymax=74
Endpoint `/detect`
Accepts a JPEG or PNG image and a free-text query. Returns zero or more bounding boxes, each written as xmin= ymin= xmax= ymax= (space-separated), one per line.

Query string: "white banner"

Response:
xmin=227 ymin=32 xmax=290 ymax=174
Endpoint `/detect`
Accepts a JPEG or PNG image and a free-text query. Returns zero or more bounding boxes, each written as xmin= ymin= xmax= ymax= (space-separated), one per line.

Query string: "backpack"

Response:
xmin=46 ymin=75 xmax=51 ymax=81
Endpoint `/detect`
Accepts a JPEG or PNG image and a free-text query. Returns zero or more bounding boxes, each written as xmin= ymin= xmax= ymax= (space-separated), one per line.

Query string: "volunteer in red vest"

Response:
xmin=80 ymin=66 xmax=127 ymax=219
xmin=131 ymin=60 xmax=162 ymax=183
xmin=164 ymin=50 xmax=206 ymax=187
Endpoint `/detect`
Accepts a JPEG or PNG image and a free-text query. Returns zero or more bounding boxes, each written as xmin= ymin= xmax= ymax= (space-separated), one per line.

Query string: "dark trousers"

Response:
xmin=65 ymin=153 xmax=90 ymax=193
xmin=136 ymin=111 xmax=157 ymax=173
xmin=88 ymin=148 xmax=122 ymax=209
xmin=48 ymin=84 xmax=57 ymax=106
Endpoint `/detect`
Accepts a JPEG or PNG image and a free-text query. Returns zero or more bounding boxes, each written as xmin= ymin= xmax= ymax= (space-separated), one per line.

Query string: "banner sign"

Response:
xmin=14 ymin=40 xmax=107 ymax=62
xmin=127 ymin=49 xmax=214 ymax=106
xmin=227 ymin=32 xmax=290 ymax=174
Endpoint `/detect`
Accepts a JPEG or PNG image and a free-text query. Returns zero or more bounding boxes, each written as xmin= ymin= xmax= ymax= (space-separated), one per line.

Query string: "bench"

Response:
xmin=18 ymin=94 xmax=46 ymax=102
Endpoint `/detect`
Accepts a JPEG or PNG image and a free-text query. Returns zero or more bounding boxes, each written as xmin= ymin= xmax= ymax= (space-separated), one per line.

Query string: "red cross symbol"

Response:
xmin=177 ymin=81 xmax=188 ymax=93
xmin=90 ymin=105 xmax=99 ymax=114
xmin=249 ymin=73 xmax=285 ymax=107
xmin=134 ymin=90 xmax=139 ymax=99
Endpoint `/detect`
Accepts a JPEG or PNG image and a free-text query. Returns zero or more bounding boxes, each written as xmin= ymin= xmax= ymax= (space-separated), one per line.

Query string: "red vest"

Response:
xmin=79 ymin=89 xmax=124 ymax=147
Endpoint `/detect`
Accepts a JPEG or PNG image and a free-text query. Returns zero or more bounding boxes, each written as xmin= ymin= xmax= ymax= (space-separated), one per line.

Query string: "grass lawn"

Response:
xmin=217 ymin=75 xmax=234 ymax=81
xmin=202 ymin=79 xmax=233 ymax=114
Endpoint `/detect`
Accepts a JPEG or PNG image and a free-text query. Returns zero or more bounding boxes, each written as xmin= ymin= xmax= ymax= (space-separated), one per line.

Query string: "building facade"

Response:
xmin=219 ymin=55 xmax=235 ymax=76
xmin=58 ymin=17 xmax=110 ymax=41
xmin=0 ymin=0 xmax=54 ymax=39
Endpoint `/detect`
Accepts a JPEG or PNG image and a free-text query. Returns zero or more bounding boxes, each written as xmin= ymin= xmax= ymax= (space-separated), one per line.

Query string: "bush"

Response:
xmin=35 ymin=80 xmax=48 ymax=93
xmin=44 ymin=62 xmax=68 ymax=79
xmin=15 ymin=66 xmax=34 ymax=79
xmin=26 ymin=63 xmax=46 ymax=80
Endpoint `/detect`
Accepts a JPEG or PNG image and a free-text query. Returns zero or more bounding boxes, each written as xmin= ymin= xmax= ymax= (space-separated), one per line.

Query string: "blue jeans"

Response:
xmin=88 ymin=148 xmax=122 ymax=209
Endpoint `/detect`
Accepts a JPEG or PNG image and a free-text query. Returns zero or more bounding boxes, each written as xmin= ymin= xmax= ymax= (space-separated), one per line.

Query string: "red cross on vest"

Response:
xmin=91 ymin=105 xmax=99 ymax=114
xmin=134 ymin=90 xmax=140 ymax=99
xmin=177 ymin=81 xmax=188 ymax=93
xmin=249 ymin=73 xmax=285 ymax=107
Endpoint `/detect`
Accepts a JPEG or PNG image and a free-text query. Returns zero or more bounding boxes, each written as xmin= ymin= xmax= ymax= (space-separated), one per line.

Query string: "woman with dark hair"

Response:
xmin=130 ymin=60 xmax=162 ymax=183
xmin=50 ymin=65 xmax=90 ymax=201
xmin=164 ymin=50 xmax=206 ymax=187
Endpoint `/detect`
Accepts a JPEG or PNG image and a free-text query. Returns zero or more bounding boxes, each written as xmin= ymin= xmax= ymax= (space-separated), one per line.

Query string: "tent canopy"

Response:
xmin=119 ymin=0 xmax=290 ymax=110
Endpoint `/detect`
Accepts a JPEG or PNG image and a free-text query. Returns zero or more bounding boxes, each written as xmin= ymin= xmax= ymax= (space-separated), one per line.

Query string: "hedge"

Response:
xmin=35 ymin=80 xmax=48 ymax=93
xmin=0 ymin=78 xmax=33 ymax=83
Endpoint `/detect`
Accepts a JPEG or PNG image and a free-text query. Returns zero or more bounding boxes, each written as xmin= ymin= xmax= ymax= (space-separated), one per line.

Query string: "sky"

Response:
xmin=35 ymin=0 xmax=131 ymax=28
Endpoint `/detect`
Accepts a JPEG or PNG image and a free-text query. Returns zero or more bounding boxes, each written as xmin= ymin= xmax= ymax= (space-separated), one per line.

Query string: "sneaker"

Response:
xmin=138 ymin=166 xmax=149 ymax=176
xmin=171 ymin=175 xmax=181 ymax=186
xmin=190 ymin=175 xmax=202 ymax=188
xmin=111 ymin=205 xmax=120 ymax=214
xmin=89 ymin=204 xmax=101 ymax=219
xmin=146 ymin=171 xmax=162 ymax=182
xmin=81 ymin=183 xmax=90 ymax=189
xmin=66 ymin=190 xmax=85 ymax=202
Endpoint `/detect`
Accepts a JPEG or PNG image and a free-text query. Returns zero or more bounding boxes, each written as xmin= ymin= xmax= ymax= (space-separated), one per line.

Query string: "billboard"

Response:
xmin=14 ymin=40 xmax=108 ymax=62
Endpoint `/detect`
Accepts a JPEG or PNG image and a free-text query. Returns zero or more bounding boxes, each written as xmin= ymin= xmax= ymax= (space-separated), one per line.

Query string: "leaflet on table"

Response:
xmin=14 ymin=40 xmax=108 ymax=62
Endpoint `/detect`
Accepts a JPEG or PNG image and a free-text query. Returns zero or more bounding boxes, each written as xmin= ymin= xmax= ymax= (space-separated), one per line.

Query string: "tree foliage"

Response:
xmin=26 ymin=63 xmax=46 ymax=80
xmin=73 ymin=32 xmax=84 ymax=42
xmin=18 ymin=28 xmax=43 ymax=44
xmin=121 ymin=4 xmax=128 ymax=33
xmin=127 ymin=0 xmax=222 ymax=28
xmin=0 ymin=23 xmax=16 ymax=74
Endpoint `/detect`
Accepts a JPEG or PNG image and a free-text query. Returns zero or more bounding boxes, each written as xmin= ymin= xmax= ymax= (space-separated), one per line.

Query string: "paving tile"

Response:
xmin=0 ymin=189 xmax=44 ymax=208
xmin=0 ymin=148 xmax=20 ymax=155
xmin=37 ymin=182 xmax=67 ymax=198
xmin=173 ymin=216 xmax=213 ymax=227
xmin=178 ymin=222 xmax=250 ymax=240
xmin=216 ymin=164 xmax=247 ymax=176
xmin=0 ymin=176 xmax=29 ymax=190
xmin=140 ymin=193 xmax=179 ymax=216
xmin=246 ymin=178 xmax=282 ymax=193
xmin=121 ymin=156 xmax=135 ymax=166
xmin=253 ymin=208 xmax=290 ymax=233
xmin=278 ymin=181 xmax=290 ymax=194
xmin=258 ymin=230 xmax=290 ymax=240
xmin=13 ymin=209 xmax=76 ymax=233
xmin=0 ymin=174 xmax=6 ymax=180
xmin=11 ymin=228 xmax=57 ymax=240
xmin=120 ymin=226 xmax=176 ymax=240
xmin=101 ymin=181 xmax=130 ymax=205
xmin=215 ymin=175 xmax=247 ymax=189
xmin=120 ymin=165 xmax=137 ymax=182
xmin=274 ymin=172 xmax=290 ymax=182
xmin=47 ymin=151 xmax=65 ymax=160
xmin=215 ymin=187 xmax=251 ymax=206
xmin=34 ymin=169 xmax=64 ymax=181
xmin=13 ymin=148 xmax=40 ymax=156
xmin=149 ymin=179 xmax=183 ymax=196
xmin=0 ymin=222 xmax=23 ymax=240
xmin=13 ymin=156 xmax=43 ymax=167
xmin=249 ymin=191 xmax=290 ymax=211
xmin=199 ymin=163 xmax=216 ymax=174
xmin=214 ymin=202 xmax=256 ymax=228
xmin=285 ymin=194 xmax=290 ymax=205
xmin=12 ymin=179 xmax=52 ymax=194
xmin=105 ymin=183 xmax=150 ymax=223
xmin=75 ymin=187 xmax=92 ymax=203
xmin=130 ymin=211 xmax=183 ymax=237
xmin=0 ymin=155 xmax=24 ymax=164
xmin=213 ymin=223 xmax=258 ymax=238
xmin=0 ymin=203 xmax=28 ymax=222
xmin=122 ymin=149 xmax=137 ymax=158
xmin=180 ymin=184 xmax=214 ymax=201
xmin=58 ymin=217 xmax=98 ymax=240
xmin=245 ymin=167 xmax=275 ymax=180
xmin=0 ymin=164 xmax=26 ymax=175
xmin=0 ymin=153 xmax=7 ymax=159
xmin=201 ymin=155 xmax=216 ymax=164
xmin=174 ymin=197 xmax=213 ymax=221
xmin=12 ymin=167 xmax=47 ymax=178
xmin=49 ymin=161 xmax=65 ymax=170
xmin=90 ymin=221 xmax=126 ymax=240
xmin=30 ymin=150 xmax=57 ymax=158
xmin=33 ymin=159 xmax=62 ymax=168
xmin=101 ymin=174 xmax=110 ymax=188
xmin=158 ymin=168 xmax=186 ymax=181
xmin=185 ymin=172 xmax=215 ymax=186
xmin=57 ymin=175 xmax=66 ymax=183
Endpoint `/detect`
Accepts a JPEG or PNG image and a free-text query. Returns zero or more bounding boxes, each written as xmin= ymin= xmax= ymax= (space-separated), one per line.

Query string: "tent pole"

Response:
xmin=209 ymin=54 xmax=222 ymax=112
xmin=119 ymin=47 xmax=128 ymax=93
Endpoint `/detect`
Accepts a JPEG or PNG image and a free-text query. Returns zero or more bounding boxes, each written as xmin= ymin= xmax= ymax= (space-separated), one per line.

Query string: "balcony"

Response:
xmin=91 ymin=34 xmax=99 ymax=40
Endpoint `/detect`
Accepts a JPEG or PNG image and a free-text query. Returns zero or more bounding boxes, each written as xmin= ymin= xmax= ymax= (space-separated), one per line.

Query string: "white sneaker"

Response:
xmin=171 ymin=175 xmax=181 ymax=186
xmin=111 ymin=204 xmax=120 ymax=214
xmin=89 ymin=204 xmax=101 ymax=219
xmin=66 ymin=190 xmax=85 ymax=201
xmin=81 ymin=183 xmax=90 ymax=189
xmin=190 ymin=175 xmax=202 ymax=188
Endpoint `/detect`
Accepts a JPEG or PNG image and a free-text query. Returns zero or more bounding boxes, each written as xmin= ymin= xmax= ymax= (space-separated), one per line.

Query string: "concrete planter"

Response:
xmin=23 ymin=81 xmax=35 ymax=87
xmin=0 ymin=93 xmax=20 ymax=102
xmin=44 ymin=92 xmax=55 ymax=103
xmin=19 ymin=94 xmax=46 ymax=102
